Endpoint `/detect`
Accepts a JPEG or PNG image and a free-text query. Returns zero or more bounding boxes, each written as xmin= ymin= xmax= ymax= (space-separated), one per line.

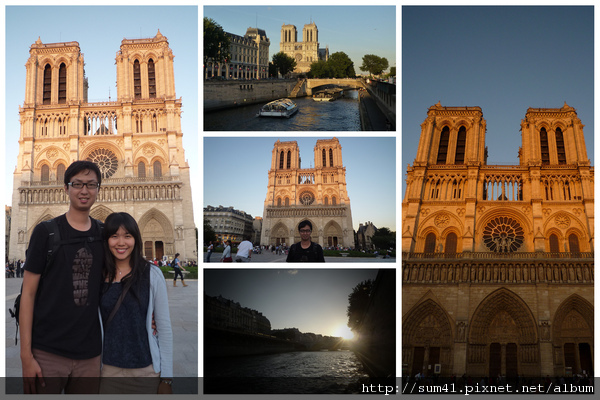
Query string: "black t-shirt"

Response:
xmin=25 ymin=214 xmax=103 ymax=359
xmin=286 ymin=241 xmax=325 ymax=262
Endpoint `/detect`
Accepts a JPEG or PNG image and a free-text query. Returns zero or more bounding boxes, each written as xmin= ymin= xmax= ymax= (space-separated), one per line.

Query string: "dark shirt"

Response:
xmin=100 ymin=266 xmax=152 ymax=368
xmin=25 ymin=214 xmax=103 ymax=359
xmin=286 ymin=241 xmax=325 ymax=262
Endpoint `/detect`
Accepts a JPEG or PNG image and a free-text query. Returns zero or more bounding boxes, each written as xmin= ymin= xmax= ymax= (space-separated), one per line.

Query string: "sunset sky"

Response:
xmin=204 ymin=268 xmax=381 ymax=337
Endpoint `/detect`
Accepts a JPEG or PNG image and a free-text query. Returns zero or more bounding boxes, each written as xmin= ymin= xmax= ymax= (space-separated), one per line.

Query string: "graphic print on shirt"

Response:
xmin=73 ymin=246 xmax=93 ymax=306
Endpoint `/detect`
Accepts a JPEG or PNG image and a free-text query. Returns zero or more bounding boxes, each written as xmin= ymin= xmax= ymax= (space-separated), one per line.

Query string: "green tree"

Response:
xmin=308 ymin=60 xmax=331 ymax=78
xmin=347 ymin=279 xmax=374 ymax=331
xmin=371 ymin=227 xmax=396 ymax=250
xmin=327 ymin=52 xmax=356 ymax=78
xmin=204 ymin=17 xmax=231 ymax=65
xmin=268 ymin=62 xmax=278 ymax=78
xmin=272 ymin=52 xmax=297 ymax=77
xmin=360 ymin=54 xmax=389 ymax=76
xmin=204 ymin=218 xmax=217 ymax=245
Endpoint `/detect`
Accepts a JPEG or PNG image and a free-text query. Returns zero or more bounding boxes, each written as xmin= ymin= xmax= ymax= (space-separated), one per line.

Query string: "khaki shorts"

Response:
xmin=99 ymin=363 xmax=160 ymax=394
xmin=31 ymin=348 xmax=101 ymax=394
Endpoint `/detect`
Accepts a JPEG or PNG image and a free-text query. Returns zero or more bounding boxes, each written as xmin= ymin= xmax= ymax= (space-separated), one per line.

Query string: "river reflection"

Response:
xmin=204 ymin=90 xmax=360 ymax=131
xmin=205 ymin=350 xmax=369 ymax=394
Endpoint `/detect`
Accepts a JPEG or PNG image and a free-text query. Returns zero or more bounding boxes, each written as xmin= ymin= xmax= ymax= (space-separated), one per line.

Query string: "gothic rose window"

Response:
xmin=299 ymin=191 xmax=315 ymax=205
xmin=87 ymin=148 xmax=118 ymax=179
xmin=483 ymin=217 xmax=524 ymax=253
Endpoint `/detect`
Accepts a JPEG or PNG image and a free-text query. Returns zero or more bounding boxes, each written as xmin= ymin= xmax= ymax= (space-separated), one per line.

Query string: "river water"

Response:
xmin=204 ymin=90 xmax=361 ymax=131
xmin=205 ymin=350 xmax=370 ymax=394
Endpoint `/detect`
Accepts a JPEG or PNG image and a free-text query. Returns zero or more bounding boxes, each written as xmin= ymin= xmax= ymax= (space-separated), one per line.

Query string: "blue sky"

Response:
xmin=4 ymin=6 xmax=200 ymax=227
xmin=402 ymin=6 xmax=594 ymax=197
xmin=203 ymin=5 xmax=396 ymax=74
xmin=204 ymin=268 xmax=380 ymax=336
xmin=204 ymin=137 xmax=396 ymax=232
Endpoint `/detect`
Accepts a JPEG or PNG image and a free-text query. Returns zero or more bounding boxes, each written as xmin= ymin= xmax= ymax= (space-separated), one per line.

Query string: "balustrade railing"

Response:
xmin=402 ymin=251 xmax=593 ymax=260
xmin=402 ymin=252 xmax=594 ymax=284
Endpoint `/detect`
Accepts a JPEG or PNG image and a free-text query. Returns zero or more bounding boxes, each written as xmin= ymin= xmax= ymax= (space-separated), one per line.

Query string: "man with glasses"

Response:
xmin=286 ymin=220 xmax=325 ymax=262
xmin=20 ymin=160 xmax=104 ymax=394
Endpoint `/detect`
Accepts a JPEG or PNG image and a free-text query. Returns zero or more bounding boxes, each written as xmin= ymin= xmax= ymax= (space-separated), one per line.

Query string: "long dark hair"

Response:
xmin=103 ymin=212 xmax=149 ymax=300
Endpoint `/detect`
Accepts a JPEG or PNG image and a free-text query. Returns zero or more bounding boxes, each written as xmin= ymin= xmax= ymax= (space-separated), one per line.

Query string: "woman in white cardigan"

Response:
xmin=99 ymin=212 xmax=173 ymax=394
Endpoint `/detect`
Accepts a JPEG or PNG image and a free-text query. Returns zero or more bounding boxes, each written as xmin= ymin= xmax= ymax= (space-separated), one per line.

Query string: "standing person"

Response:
xmin=20 ymin=161 xmax=104 ymax=394
xmin=235 ymin=236 xmax=253 ymax=262
xmin=99 ymin=212 xmax=173 ymax=394
xmin=220 ymin=240 xmax=232 ymax=262
xmin=286 ymin=220 xmax=325 ymax=262
xmin=206 ymin=241 xmax=214 ymax=263
xmin=172 ymin=253 xmax=187 ymax=287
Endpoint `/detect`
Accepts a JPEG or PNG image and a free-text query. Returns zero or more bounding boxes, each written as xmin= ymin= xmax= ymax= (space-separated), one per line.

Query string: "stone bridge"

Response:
xmin=304 ymin=78 xmax=365 ymax=95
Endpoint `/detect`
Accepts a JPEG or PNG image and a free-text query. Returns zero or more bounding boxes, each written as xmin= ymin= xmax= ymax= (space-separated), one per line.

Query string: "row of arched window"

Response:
xmin=38 ymin=160 xmax=164 ymax=182
xmin=275 ymin=196 xmax=336 ymax=206
xmin=278 ymin=150 xmax=292 ymax=169
xmin=137 ymin=161 xmax=163 ymax=179
xmin=43 ymin=63 xmax=67 ymax=105
xmin=437 ymin=126 xmax=466 ymax=165
xmin=40 ymin=163 xmax=66 ymax=183
xmin=133 ymin=59 xmax=157 ymax=99
xmin=540 ymin=127 xmax=566 ymax=165
xmin=548 ymin=233 xmax=580 ymax=253
xmin=421 ymin=231 xmax=582 ymax=253
xmin=322 ymin=148 xmax=334 ymax=167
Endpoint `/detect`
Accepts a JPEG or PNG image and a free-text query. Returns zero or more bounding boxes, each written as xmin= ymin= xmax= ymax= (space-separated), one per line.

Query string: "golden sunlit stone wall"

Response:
xmin=9 ymin=31 xmax=197 ymax=262
xmin=402 ymin=103 xmax=594 ymax=378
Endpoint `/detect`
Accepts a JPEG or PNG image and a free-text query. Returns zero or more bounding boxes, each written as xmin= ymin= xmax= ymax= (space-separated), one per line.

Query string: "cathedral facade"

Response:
xmin=8 ymin=31 xmax=197 ymax=262
xmin=280 ymin=23 xmax=328 ymax=73
xmin=402 ymin=103 xmax=593 ymax=378
xmin=260 ymin=138 xmax=355 ymax=249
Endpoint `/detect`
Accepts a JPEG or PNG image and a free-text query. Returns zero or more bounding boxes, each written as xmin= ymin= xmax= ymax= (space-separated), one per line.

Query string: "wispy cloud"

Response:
xmin=288 ymin=270 xmax=298 ymax=275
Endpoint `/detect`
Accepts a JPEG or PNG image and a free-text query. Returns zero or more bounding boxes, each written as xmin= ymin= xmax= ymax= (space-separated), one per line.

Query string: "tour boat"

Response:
xmin=312 ymin=88 xmax=343 ymax=102
xmin=258 ymin=98 xmax=299 ymax=118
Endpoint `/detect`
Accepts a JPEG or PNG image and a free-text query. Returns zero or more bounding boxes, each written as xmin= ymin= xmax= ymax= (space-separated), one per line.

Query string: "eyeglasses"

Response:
xmin=68 ymin=182 xmax=100 ymax=190
xmin=299 ymin=229 xmax=312 ymax=233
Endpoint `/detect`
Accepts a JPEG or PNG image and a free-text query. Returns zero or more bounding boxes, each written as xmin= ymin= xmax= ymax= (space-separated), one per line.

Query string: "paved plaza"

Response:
xmin=202 ymin=251 xmax=396 ymax=263
xmin=4 ymin=276 xmax=198 ymax=394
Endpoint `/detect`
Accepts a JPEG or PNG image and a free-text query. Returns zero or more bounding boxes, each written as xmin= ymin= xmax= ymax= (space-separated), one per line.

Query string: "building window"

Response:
xmin=549 ymin=234 xmax=559 ymax=253
xmin=445 ymin=233 xmax=457 ymax=254
xmin=138 ymin=161 xmax=146 ymax=178
xmin=43 ymin=64 xmax=52 ymax=105
xmin=153 ymin=161 xmax=162 ymax=178
xmin=455 ymin=126 xmax=466 ymax=164
xmin=277 ymin=197 xmax=281 ymax=206
xmin=568 ymin=234 xmax=580 ymax=253
xmin=279 ymin=151 xmax=284 ymax=169
xmin=287 ymin=151 xmax=291 ymax=169
xmin=133 ymin=60 xmax=142 ymax=99
xmin=329 ymin=149 xmax=333 ymax=167
xmin=58 ymin=63 xmax=67 ymax=104
xmin=148 ymin=59 xmax=156 ymax=98
xmin=437 ymin=126 xmax=450 ymax=164
xmin=56 ymin=163 xmax=65 ymax=183
xmin=331 ymin=196 xmax=336 ymax=205
xmin=482 ymin=217 xmax=525 ymax=253
xmin=324 ymin=197 xmax=328 ymax=205
xmin=556 ymin=128 xmax=566 ymax=164
xmin=540 ymin=128 xmax=550 ymax=165
xmin=285 ymin=197 xmax=289 ymax=206
xmin=41 ymin=165 xmax=50 ymax=182
xmin=424 ymin=233 xmax=436 ymax=253
xmin=322 ymin=149 xmax=326 ymax=167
